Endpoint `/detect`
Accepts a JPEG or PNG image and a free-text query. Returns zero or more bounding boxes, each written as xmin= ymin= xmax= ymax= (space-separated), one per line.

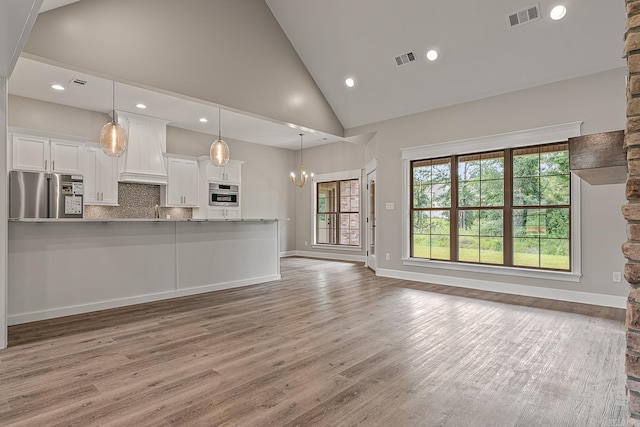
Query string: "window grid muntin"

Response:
xmin=411 ymin=157 xmax=453 ymax=260
xmin=410 ymin=142 xmax=570 ymax=271
xmin=316 ymin=179 xmax=360 ymax=247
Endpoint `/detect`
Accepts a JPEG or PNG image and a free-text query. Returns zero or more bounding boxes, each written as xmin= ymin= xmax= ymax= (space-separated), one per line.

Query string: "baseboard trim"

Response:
xmin=376 ymin=268 xmax=627 ymax=309
xmin=280 ymin=251 xmax=296 ymax=258
xmin=290 ymin=250 xmax=366 ymax=263
xmin=8 ymin=274 xmax=281 ymax=325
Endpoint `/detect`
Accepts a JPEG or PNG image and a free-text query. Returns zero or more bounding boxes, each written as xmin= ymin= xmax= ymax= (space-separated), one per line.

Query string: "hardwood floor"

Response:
xmin=1 ymin=257 xmax=627 ymax=426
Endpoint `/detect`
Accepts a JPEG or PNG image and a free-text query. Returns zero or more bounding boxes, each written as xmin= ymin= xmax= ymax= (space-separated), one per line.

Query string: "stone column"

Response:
xmin=625 ymin=2 xmax=640 ymax=425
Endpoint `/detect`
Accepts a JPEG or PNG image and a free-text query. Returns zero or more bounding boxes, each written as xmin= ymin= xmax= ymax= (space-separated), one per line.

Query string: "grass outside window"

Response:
xmin=410 ymin=143 xmax=571 ymax=272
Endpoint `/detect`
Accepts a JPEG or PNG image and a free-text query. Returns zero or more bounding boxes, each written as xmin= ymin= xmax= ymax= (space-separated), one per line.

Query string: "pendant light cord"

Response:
xmin=300 ymin=134 xmax=303 ymax=164
xmin=218 ymin=108 xmax=221 ymax=140
xmin=112 ymin=81 xmax=116 ymax=123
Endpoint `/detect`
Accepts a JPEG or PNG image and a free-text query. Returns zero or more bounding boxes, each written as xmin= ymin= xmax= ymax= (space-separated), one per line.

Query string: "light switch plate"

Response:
xmin=385 ymin=203 xmax=394 ymax=210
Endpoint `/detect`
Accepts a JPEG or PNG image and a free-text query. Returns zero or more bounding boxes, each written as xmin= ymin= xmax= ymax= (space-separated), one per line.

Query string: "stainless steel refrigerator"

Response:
xmin=9 ymin=170 xmax=84 ymax=219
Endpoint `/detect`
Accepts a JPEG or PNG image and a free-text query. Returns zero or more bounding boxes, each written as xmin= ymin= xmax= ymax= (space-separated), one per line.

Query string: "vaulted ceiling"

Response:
xmin=266 ymin=0 xmax=627 ymax=129
xmin=6 ymin=0 xmax=629 ymax=148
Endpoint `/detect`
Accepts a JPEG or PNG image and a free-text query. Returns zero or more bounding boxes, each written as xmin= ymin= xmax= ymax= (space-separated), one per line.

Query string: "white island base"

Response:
xmin=8 ymin=219 xmax=281 ymax=325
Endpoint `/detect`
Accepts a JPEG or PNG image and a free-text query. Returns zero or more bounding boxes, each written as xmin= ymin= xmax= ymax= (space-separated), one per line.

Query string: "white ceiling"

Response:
xmin=266 ymin=0 xmax=627 ymax=129
xmin=8 ymin=0 xmax=628 ymax=149
xmin=9 ymin=57 xmax=343 ymax=150
xmin=39 ymin=0 xmax=77 ymax=13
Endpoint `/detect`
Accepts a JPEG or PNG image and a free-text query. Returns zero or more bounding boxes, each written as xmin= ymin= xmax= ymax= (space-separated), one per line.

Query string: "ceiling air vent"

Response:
xmin=508 ymin=4 xmax=541 ymax=28
xmin=70 ymin=78 xmax=87 ymax=86
xmin=395 ymin=51 xmax=416 ymax=67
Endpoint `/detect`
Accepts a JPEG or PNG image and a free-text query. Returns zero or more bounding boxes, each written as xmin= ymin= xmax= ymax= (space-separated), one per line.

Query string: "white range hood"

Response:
xmin=116 ymin=111 xmax=169 ymax=185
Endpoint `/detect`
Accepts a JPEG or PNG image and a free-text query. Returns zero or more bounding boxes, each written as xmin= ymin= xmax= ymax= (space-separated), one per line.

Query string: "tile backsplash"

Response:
xmin=84 ymin=183 xmax=192 ymax=219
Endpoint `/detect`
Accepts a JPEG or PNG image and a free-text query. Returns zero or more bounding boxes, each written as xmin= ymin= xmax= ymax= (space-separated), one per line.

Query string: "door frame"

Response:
xmin=364 ymin=159 xmax=377 ymax=271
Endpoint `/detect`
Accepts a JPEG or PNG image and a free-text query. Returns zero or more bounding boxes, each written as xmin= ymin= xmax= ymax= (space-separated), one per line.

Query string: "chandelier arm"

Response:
xmin=290 ymin=133 xmax=312 ymax=188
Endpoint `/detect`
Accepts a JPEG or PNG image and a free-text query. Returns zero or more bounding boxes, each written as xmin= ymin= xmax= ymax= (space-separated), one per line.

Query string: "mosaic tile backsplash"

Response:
xmin=84 ymin=183 xmax=192 ymax=219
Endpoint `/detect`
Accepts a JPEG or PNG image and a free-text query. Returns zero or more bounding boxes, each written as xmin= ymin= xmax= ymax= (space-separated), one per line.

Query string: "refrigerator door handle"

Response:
xmin=44 ymin=159 xmax=47 ymax=170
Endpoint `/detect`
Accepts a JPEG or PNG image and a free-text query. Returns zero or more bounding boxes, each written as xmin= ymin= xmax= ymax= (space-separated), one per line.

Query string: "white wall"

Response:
xmin=338 ymin=67 xmax=629 ymax=302
xmin=8 ymin=95 xmax=297 ymax=252
xmin=1 ymin=78 xmax=8 ymax=348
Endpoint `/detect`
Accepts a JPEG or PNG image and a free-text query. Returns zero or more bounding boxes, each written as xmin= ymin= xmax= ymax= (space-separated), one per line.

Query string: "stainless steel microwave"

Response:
xmin=209 ymin=183 xmax=239 ymax=206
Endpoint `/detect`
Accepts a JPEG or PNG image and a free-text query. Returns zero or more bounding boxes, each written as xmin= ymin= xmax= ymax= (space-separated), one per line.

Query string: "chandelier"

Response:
xmin=290 ymin=133 xmax=313 ymax=188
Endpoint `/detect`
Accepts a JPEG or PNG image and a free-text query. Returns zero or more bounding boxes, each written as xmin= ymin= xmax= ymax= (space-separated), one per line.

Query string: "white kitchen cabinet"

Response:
xmin=208 ymin=207 xmax=240 ymax=220
xmin=161 ymin=156 xmax=199 ymax=207
xmin=11 ymin=134 xmax=84 ymax=174
xmin=192 ymin=157 xmax=244 ymax=219
xmin=206 ymin=159 xmax=241 ymax=183
xmin=84 ymin=146 xmax=119 ymax=205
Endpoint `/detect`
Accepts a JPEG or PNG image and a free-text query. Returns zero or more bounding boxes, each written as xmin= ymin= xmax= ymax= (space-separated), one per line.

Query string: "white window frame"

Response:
xmin=312 ymin=169 xmax=363 ymax=251
xmin=401 ymin=122 xmax=583 ymax=282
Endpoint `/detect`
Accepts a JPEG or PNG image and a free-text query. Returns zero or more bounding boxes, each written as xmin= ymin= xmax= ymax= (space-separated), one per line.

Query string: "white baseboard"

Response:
xmin=280 ymin=251 xmax=297 ymax=258
xmin=376 ymin=268 xmax=627 ymax=309
xmin=289 ymin=250 xmax=366 ymax=263
xmin=8 ymin=274 xmax=281 ymax=325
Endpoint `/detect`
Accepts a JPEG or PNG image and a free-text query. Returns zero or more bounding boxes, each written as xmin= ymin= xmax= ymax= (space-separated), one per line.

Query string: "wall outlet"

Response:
xmin=385 ymin=253 xmax=390 ymax=261
xmin=385 ymin=203 xmax=395 ymax=210
xmin=613 ymin=272 xmax=622 ymax=283
xmin=305 ymin=241 xmax=308 ymax=246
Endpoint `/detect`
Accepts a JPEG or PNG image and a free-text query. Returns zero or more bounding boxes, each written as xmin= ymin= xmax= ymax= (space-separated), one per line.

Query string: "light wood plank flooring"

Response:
xmin=0 ymin=257 xmax=627 ymax=426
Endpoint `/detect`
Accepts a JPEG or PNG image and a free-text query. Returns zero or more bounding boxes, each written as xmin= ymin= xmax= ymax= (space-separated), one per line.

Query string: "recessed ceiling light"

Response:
xmin=199 ymin=118 xmax=208 ymax=123
xmin=426 ymin=50 xmax=439 ymax=61
xmin=550 ymin=5 xmax=566 ymax=20
xmin=50 ymin=84 xmax=65 ymax=91
xmin=345 ymin=78 xmax=355 ymax=88
xmin=136 ymin=103 xmax=147 ymax=109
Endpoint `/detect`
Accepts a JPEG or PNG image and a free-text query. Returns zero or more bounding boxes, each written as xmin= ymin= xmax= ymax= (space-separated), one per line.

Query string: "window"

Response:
xmin=412 ymin=158 xmax=452 ymax=260
xmin=316 ymin=178 xmax=360 ymax=247
xmin=410 ymin=142 xmax=571 ymax=271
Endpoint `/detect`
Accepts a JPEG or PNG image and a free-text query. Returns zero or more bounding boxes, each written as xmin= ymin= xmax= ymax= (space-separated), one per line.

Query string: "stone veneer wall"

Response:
xmin=626 ymin=1 xmax=640 ymax=424
xmin=84 ymin=183 xmax=192 ymax=219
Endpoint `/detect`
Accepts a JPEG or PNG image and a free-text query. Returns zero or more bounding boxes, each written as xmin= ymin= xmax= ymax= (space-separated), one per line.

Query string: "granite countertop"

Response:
xmin=9 ymin=218 xmax=289 ymax=223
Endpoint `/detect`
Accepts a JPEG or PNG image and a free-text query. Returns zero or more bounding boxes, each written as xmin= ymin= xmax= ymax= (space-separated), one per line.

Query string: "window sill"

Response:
xmin=402 ymin=258 xmax=581 ymax=282
xmin=312 ymin=244 xmax=362 ymax=252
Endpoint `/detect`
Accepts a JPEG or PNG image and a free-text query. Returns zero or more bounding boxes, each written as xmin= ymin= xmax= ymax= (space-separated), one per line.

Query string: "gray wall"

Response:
xmin=341 ymin=67 xmax=629 ymax=298
xmin=24 ymin=0 xmax=343 ymax=136
xmin=8 ymin=95 xmax=297 ymax=252
xmin=292 ymin=140 xmax=366 ymax=256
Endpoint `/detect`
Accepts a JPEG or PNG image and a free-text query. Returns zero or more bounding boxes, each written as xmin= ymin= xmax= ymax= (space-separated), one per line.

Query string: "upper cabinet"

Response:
xmin=11 ymin=134 xmax=84 ymax=175
xmin=205 ymin=159 xmax=242 ymax=183
xmin=161 ymin=156 xmax=199 ymax=207
xmin=84 ymin=146 xmax=119 ymax=206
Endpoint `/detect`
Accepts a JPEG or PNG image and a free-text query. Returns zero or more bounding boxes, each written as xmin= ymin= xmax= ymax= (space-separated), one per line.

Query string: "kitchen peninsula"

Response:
xmin=8 ymin=218 xmax=283 ymax=325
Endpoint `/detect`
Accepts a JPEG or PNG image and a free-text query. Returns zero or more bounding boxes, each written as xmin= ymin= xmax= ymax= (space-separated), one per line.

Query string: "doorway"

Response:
xmin=366 ymin=169 xmax=376 ymax=271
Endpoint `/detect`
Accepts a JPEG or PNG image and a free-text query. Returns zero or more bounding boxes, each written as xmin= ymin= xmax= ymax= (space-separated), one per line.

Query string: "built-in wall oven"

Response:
xmin=209 ymin=183 xmax=239 ymax=206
